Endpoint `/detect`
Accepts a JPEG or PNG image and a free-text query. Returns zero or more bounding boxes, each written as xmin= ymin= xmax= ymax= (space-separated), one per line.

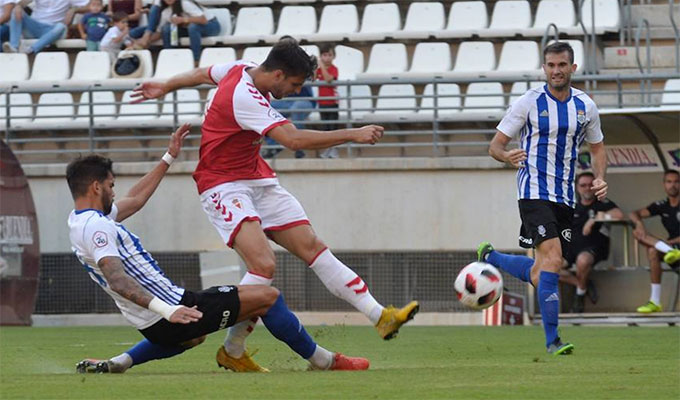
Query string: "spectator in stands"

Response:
xmin=265 ymin=84 xmax=317 ymax=159
xmin=629 ymin=169 xmax=680 ymax=313
xmin=100 ymin=11 xmax=130 ymax=60
xmin=559 ymin=172 xmax=624 ymax=313
xmin=316 ymin=44 xmax=340 ymax=159
xmin=157 ymin=0 xmax=219 ymax=65
xmin=108 ymin=0 xmax=144 ymax=33
xmin=78 ymin=0 xmax=110 ymax=51
xmin=128 ymin=0 xmax=160 ymax=45
xmin=0 ymin=0 xmax=18 ymax=52
xmin=4 ymin=0 xmax=90 ymax=54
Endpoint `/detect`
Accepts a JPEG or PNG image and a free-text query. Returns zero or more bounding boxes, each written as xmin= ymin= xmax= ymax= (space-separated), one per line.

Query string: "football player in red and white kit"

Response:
xmin=131 ymin=39 xmax=419 ymax=372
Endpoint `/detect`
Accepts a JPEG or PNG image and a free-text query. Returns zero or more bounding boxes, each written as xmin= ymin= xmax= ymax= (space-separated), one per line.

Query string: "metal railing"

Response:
xmin=635 ymin=18 xmax=652 ymax=104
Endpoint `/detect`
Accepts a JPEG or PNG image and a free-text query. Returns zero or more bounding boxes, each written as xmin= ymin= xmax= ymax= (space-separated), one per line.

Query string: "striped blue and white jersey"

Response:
xmin=68 ymin=204 xmax=184 ymax=329
xmin=497 ymin=84 xmax=603 ymax=208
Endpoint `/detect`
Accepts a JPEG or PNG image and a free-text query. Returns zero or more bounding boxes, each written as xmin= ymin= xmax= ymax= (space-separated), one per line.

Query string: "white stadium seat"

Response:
xmin=30 ymin=52 xmax=70 ymax=81
xmin=372 ymin=84 xmax=417 ymax=118
xmin=564 ymin=0 xmax=620 ymax=34
xmin=393 ymin=2 xmax=446 ymax=40
xmin=437 ymin=1 xmax=488 ymax=39
xmin=118 ymin=50 xmax=154 ymax=78
xmin=72 ymin=51 xmax=111 ymax=80
xmin=419 ymin=83 xmax=462 ymax=115
xmin=334 ymin=45 xmax=364 ymax=80
xmin=228 ymin=7 xmax=274 ymax=44
xmin=196 ymin=0 xmax=231 ymax=4
xmin=547 ymin=39 xmax=585 ymax=73
xmin=300 ymin=45 xmax=319 ymax=59
xmin=365 ymin=43 xmax=408 ymax=76
xmin=118 ymin=90 xmax=158 ymax=122
xmin=348 ymin=2 xmax=400 ymax=41
xmin=523 ymin=0 xmax=576 ymax=36
xmin=510 ymin=81 xmax=544 ymax=105
xmin=154 ymin=49 xmax=195 ymax=79
xmin=160 ymin=89 xmax=202 ymax=121
xmin=274 ymin=6 xmax=317 ymax=37
xmin=33 ymin=93 xmax=74 ymax=125
xmin=481 ymin=0 xmax=532 ymax=37
xmin=409 ymin=43 xmax=452 ymax=74
xmin=242 ymin=46 xmax=272 ymax=65
xmin=339 ymin=85 xmax=372 ymax=118
xmin=311 ymin=4 xmax=359 ymax=42
xmin=0 ymin=54 xmax=29 ymax=82
xmin=464 ymin=82 xmax=505 ymax=112
xmin=661 ymin=79 xmax=680 ymax=108
xmin=496 ymin=41 xmax=540 ymax=72
xmin=199 ymin=47 xmax=237 ymax=68
xmin=452 ymin=41 xmax=495 ymax=74
xmin=77 ymin=91 xmax=117 ymax=122
xmin=0 ymin=94 xmax=32 ymax=128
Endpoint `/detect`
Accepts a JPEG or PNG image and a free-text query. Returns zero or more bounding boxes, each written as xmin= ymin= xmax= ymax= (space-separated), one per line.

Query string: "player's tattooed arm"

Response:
xmin=98 ymin=256 xmax=153 ymax=308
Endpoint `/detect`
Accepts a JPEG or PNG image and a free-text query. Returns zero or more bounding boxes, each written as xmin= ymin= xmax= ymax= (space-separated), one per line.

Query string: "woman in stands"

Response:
xmin=108 ymin=0 xmax=144 ymax=34
xmin=155 ymin=0 xmax=219 ymax=65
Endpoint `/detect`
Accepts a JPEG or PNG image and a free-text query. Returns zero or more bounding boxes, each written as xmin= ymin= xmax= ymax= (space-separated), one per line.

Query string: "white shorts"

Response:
xmin=200 ymin=181 xmax=310 ymax=247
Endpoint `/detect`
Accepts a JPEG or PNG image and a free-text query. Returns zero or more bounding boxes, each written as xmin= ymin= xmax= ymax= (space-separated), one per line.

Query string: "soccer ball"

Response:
xmin=454 ymin=262 xmax=503 ymax=310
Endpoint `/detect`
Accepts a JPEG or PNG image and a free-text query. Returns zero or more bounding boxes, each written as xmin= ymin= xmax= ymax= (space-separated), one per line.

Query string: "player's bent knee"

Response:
xmin=249 ymin=257 xmax=276 ymax=278
xmin=181 ymin=335 xmax=207 ymax=349
xmin=264 ymin=286 xmax=280 ymax=306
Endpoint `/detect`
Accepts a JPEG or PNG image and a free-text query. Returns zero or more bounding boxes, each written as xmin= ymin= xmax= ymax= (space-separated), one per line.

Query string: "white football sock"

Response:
xmin=224 ymin=272 xmax=273 ymax=358
xmin=307 ymin=345 xmax=334 ymax=370
xmin=310 ymin=249 xmax=384 ymax=324
xmin=654 ymin=241 xmax=673 ymax=254
xmin=650 ymin=283 xmax=661 ymax=305
xmin=576 ymin=287 xmax=586 ymax=296
xmin=110 ymin=353 xmax=133 ymax=372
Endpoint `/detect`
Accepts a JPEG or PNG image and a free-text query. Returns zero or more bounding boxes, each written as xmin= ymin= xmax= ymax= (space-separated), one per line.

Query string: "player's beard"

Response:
xmin=548 ymin=74 xmax=571 ymax=91
xmin=101 ymin=192 xmax=113 ymax=215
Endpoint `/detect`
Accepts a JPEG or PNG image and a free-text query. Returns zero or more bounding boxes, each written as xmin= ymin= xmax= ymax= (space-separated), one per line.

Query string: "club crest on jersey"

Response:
xmin=92 ymin=231 xmax=108 ymax=247
xmin=267 ymin=107 xmax=286 ymax=121
xmin=231 ymin=199 xmax=242 ymax=209
xmin=561 ymin=228 xmax=572 ymax=242
xmin=577 ymin=110 xmax=586 ymax=124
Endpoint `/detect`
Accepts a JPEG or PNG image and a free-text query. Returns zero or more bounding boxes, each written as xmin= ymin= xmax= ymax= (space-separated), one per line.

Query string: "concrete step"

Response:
xmin=630 ymin=4 xmax=680 ymax=28
xmin=603 ymin=45 xmax=679 ymax=69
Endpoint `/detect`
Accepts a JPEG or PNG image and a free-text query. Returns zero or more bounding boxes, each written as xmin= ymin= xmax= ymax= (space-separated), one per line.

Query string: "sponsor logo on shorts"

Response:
xmin=561 ymin=229 xmax=572 ymax=242
xmin=538 ymin=225 xmax=547 ymax=237
xmin=219 ymin=310 xmax=231 ymax=330
xmin=519 ymin=235 xmax=533 ymax=246
xmin=218 ymin=285 xmax=233 ymax=293
xmin=92 ymin=231 xmax=108 ymax=248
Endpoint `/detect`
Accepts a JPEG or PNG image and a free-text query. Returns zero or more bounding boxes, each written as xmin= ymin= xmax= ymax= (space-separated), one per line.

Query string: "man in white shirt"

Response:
xmin=3 ymin=0 xmax=89 ymax=54
xmin=0 ymin=0 xmax=18 ymax=50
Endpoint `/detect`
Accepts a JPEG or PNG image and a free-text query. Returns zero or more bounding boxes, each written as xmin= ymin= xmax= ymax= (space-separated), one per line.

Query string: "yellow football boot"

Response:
xmin=375 ymin=301 xmax=420 ymax=340
xmin=216 ymin=346 xmax=269 ymax=372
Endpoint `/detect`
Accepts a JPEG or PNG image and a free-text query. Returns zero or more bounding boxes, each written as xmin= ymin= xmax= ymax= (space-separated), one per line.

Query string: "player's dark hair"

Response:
xmin=576 ymin=171 xmax=594 ymax=184
xmin=320 ymin=43 xmax=334 ymax=55
xmin=112 ymin=11 xmax=128 ymax=22
xmin=261 ymin=40 xmax=317 ymax=81
xmin=66 ymin=155 xmax=114 ymax=199
xmin=543 ymin=41 xmax=574 ymax=64
xmin=664 ymin=169 xmax=679 ymax=178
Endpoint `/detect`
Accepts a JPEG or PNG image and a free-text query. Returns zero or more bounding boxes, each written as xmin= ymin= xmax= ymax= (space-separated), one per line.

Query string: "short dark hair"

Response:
xmin=112 ymin=11 xmax=128 ymax=23
xmin=66 ymin=155 xmax=114 ymax=198
xmin=261 ymin=40 xmax=317 ymax=81
xmin=543 ymin=41 xmax=574 ymax=64
xmin=319 ymin=43 xmax=334 ymax=55
xmin=576 ymin=171 xmax=594 ymax=184
xmin=664 ymin=169 xmax=679 ymax=178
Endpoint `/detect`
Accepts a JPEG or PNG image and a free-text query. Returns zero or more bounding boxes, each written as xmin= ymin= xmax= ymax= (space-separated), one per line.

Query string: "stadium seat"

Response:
xmin=0 ymin=54 xmax=29 ymax=82
xmin=76 ymin=91 xmax=117 ymax=123
xmin=272 ymin=6 xmax=317 ymax=39
xmin=365 ymin=43 xmax=408 ymax=76
xmin=72 ymin=51 xmax=111 ymax=80
xmin=154 ymin=49 xmax=195 ymax=79
xmin=30 ymin=52 xmax=70 ymax=81
xmin=464 ymin=82 xmax=505 ymax=112
xmin=160 ymin=89 xmax=203 ymax=121
xmin=408 ymin=43 xmax=452 ymax=75
xmin=228 ymin=7 xmax=274 ymax=44
xmin=118 ymin=50 xmax=154 ymax=78
xmin=199 ymin=47 xmax=237 ymax=68
xmin=348 ymin=2 xmax=400 ymax=41
xmin=0 ymin=93 xmax=32 ymax=128
xmin=334 ymin=45 xmax=364 ymax=80
xmin=33 ymin=93 xmax=74 ymax=126
xmin=280 ymin=0 xmax=315 ymax=3
xmin=547 ymin=39 xmax=585 ymax=73
xmin=310 ymin=4 xmax=359 ymax=42
xmin=118 ymin=90 xmax=158 ymax=123
xmin=393 ymin=2 xmax=446 ymax=40
xmin=419 ymin=83 xmax=462 ymax=116
xmin=300 ymin=45 xmax=319 ymax=59
xmin=510 ymin=81 xmax=544 ymax=105
xmin=369 ymin=84 xmax=417 ymax=120
xmin=196 ymin=0 xmax=231 ymax=5
xmin=437 ymin=1 xmax=488 ymax=39
xmin=452 ymin=41 xmax=495 ymax=74
xmin=480 ymin=0 xmax=532 ymax=37
xmin=565 ymin=0 xmax=620 ymax=34
xmin=235 ymin=0 xmax=273 ymax=3
xmin=522 ymin=0 xmax=576 ymax=36
xmin=661 ymin=79 xmax=680 ymax=108
xmin=181 ymin=8 xmax=232 ymax=46
xmin=242 ymin=46 xmax=272 ymax=64
xmin=338 ymin=84 xmax=372 ymax=119
xmin=496 ymin=41 xmax=540 ymax=72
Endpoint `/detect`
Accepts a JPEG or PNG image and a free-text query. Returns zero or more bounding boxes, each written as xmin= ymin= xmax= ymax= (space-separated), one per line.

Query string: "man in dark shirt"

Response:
xmin=629 ymin=169 xmax=680 ymax=313
xmin=561 ymin=172 xmax=624 ymax=312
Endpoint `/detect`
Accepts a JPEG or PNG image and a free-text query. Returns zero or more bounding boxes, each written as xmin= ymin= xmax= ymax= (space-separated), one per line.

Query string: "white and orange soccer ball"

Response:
xmin=454 ymin=262 xmax=503 ymax=310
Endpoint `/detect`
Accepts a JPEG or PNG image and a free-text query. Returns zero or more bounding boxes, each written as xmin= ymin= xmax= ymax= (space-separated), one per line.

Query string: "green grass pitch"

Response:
xmin=1 ymin=325 xmax=678 ymax=399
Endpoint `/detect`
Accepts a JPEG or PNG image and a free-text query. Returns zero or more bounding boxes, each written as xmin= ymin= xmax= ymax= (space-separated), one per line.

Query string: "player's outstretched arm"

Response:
xmin=114 ymin=124 xmax=191 ymax=222
xmin=267 ymin=123 xmax=384 ymax=151
xmin=589 ymin=141 xmax=608 ymax=200
xmin=98 ymin=256 xmax=202 ymax=324
xmin=488 ymin=131 xmax=526 ymax=168
xmin=130 ymin=67 xmax=213 ymax=103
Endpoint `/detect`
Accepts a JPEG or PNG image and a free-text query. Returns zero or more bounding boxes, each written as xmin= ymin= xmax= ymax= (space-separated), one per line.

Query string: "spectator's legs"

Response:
xmin=86 ymin=40 xmax=99 ymax=51
xmin=133 ymin=5 xmax=161 ymax=44
xmin=128 ymin=25 xmax=146 ymax=39
xmin=574 ymin=251 xmax=594 ymax=292
xmin=319 ymin=104 xmax=339 ymax=158
xmin=8 ymin=9 xmax=25 ymax=49
xmin=0 ymin=24 xmax=8 ymax=52
xmin=160 ymin=23 xmax=172 ymax=49
xmin=22 ymin=16 xmax=65 ymax=53
xmin=187 ymin=19 xmax=220 ymax=62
